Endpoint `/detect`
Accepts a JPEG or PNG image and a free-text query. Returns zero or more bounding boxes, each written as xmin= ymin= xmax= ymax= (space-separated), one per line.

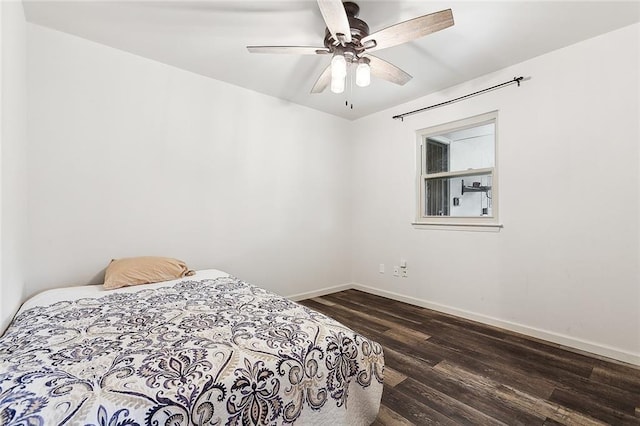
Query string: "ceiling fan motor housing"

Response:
xmin=323 ymin=1 xmax=370 ymax=57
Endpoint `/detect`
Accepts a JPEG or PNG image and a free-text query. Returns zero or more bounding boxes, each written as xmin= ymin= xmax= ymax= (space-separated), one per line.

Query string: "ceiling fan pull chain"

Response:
xmin=347 ymin=64 xmax=354 ymax=109
xmin=351 ymin=67 xmax=355 ymax=110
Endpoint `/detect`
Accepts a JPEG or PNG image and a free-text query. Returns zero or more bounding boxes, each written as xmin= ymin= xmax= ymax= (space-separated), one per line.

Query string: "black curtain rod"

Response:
xmin=392 ymin=76 xmax=525 ymax=121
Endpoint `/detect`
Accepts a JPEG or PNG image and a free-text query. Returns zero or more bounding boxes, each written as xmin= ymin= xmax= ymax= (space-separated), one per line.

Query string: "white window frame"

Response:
xmin=413 ymin=111 xmax=502 ymax=231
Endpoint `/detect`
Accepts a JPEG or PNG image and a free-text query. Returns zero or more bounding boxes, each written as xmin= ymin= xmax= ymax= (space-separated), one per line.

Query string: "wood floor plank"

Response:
xmin=302 ymin=299 xmax=389 ymax=335
xmin=425 ymin=332 xmax=639 ymax=412
xmin=590 ymin=365 xmax=640 ymax=395
xmin=383 ymin=325 xmax=430 ymax=343
xmin=592 ymin=358 xmax=640 ymax=377
xmin=374 ymin=404 xmax=415 ymax=426
xmin=298 ymin=291 xmax=640 ymax=425
xmin=416 ymin=319 xmax=639 ymax=412
xmin=431 ymin=361 xmax=549 ymax=424
xmin=310 ymin=296 xmax=336 ymax=306
xmin=504 ymin=333 xmax=618 ymax=372
xmin=434 ymin=361 xmax=607 ymax=426
xmin=543 ymin=419 xmax=567 ymax=425
xmin=364 ymin=329 xmax=444 ymax=367
xmin=420 ymin=334 xmax=557 ymax=399
xmin=381 ymin=366 xmax=407 ymax=388
xmin=549 ymin=387 xmax=640 ymax=425
xmin=339 ymin=290 xmax=499 ymax=336
xmin=325 ymin=291 xmax=425 ymax=325
xmin=321 ymin=293 xmax=424 ymax=329
xmin=382 ymin=348 xmax=544 ymax=425
xmin=435 ymin=325 xmax=640 ymax=414
xmin=381 ymin=384 xmax=457 ymax=425
xmin=424 ymin=317 xmax=594 ymax=378
xmin=395 ymin=376 xmax=510 ymax=425
xmin=498 ymin=386 xmax=610 ymax=426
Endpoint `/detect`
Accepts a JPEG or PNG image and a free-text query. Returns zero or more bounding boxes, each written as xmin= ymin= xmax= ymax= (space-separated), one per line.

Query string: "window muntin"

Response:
xmin=416 ymin=112 xmax=499 ymax=227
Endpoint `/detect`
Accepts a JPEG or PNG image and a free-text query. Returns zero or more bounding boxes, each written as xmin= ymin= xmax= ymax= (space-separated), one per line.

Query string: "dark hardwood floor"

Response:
xmin=299 ymin=289 xmax=640 ymax=425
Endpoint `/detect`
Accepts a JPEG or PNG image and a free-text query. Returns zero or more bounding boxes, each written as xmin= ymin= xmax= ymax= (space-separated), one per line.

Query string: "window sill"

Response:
xmin=412 ymin=222 xmax=503 ymax=232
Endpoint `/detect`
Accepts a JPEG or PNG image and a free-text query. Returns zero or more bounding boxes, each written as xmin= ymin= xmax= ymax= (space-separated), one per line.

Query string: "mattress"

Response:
xmin=0 ymin=270 xmax=384 ymax=425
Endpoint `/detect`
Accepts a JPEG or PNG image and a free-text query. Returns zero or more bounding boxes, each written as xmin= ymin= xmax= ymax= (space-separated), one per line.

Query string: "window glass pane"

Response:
xmin=425 ymin=177 xmax=449 ymax=216
xmin=425 ymin=174 xmax=493 ymax=217
xmin=426 ymin=123 xmax=494 ymax=174
xmin=425 ymin=139 xmax=449 ymax=174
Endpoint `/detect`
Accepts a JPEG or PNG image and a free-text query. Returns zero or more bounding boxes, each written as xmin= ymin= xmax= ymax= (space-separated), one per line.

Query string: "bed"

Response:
xmin=0 ymin=269 xmax=384 ymax=425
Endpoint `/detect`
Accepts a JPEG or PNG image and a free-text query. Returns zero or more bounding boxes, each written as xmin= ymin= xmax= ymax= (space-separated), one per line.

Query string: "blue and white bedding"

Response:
xmin=0 ymin=270 xmax=384 ymax=425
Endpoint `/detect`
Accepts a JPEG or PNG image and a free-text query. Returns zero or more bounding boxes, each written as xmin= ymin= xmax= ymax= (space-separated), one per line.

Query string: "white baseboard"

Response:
xmin=351 ymin=282 xmax=640 ymax=366
xmin=307 ymin=282 xmax=640 ymax=367
xmin=286 ymin=283 xmax=353 ymax=302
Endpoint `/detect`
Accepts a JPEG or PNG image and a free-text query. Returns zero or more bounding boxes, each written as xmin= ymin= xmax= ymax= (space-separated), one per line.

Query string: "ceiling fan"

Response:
xmin=247 ymin=0 xmax=454 ymax=94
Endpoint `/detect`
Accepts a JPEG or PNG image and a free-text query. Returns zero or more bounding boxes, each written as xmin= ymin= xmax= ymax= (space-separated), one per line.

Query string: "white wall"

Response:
xmin=350 ymin=24 xmax=640 ymax=363
xmin=26 ymin=24 xmax=353 ymax=300
xmin=0 ymin=1 xmax=28 ymax=332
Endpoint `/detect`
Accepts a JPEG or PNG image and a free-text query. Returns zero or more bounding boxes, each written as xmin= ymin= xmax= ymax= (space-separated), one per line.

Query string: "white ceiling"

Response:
xmin=23 ymin=1 xmax=640 ymax=120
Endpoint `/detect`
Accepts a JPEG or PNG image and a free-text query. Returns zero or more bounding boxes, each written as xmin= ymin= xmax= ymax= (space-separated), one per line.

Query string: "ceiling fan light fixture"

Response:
xmin=331 ymin=49 xmax=347 ymax=79
xmin=356 ymin=57 xmax=371 ymax=87
xmin=331 ymin=74 xmax=345 ymax=93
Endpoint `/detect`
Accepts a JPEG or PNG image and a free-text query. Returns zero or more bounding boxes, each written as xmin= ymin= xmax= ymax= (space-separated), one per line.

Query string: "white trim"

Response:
xmin=417 ymin=112 xmax=499 ymax=138
xmin=304 ymin=282 xmax=640 ymax=366
xmin=286 ymin=283 xmax=353 ymax=302
xmin=412 ymin=222 xmax=503 ymax=232
xmin=423 ymin=167 xmax=494 ymax=180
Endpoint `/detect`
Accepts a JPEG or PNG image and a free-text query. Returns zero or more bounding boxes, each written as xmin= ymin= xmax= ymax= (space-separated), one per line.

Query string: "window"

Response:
xmin=414 ymin=111 xmax=501 ymax=230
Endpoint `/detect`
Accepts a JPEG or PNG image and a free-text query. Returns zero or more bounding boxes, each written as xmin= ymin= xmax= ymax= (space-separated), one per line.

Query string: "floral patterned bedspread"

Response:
xmin=0 ymin=275 xmax=384 ymax=425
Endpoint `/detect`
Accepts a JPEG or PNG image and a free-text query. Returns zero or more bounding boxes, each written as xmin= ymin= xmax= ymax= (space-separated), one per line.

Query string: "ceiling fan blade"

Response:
xmin=310 ymin=65 xmax=332 ymax=93
xmin=365 ymin=54 xmax=412 ymax=86
xmin=361 ymin=9 xmax=453 ymax=52
xmin=247 ymin=46 xmax=330 ymax=55
xmin=317 ymin=0 xmax=352 ymax=44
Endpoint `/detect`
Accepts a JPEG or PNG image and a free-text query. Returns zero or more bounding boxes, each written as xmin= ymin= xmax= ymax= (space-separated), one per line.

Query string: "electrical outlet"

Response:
xmin=379 ymin=264 xmax=385 ymax=274
xmin=401 ymin=269 xmax=408 ymax=278
xmin=393 ymin=266 xmax=400 ymax=277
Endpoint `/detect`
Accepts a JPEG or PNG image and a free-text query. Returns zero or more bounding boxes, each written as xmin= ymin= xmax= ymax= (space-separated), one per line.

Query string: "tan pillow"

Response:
xmin=104 ymin=256 xmax=195 ymax=290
